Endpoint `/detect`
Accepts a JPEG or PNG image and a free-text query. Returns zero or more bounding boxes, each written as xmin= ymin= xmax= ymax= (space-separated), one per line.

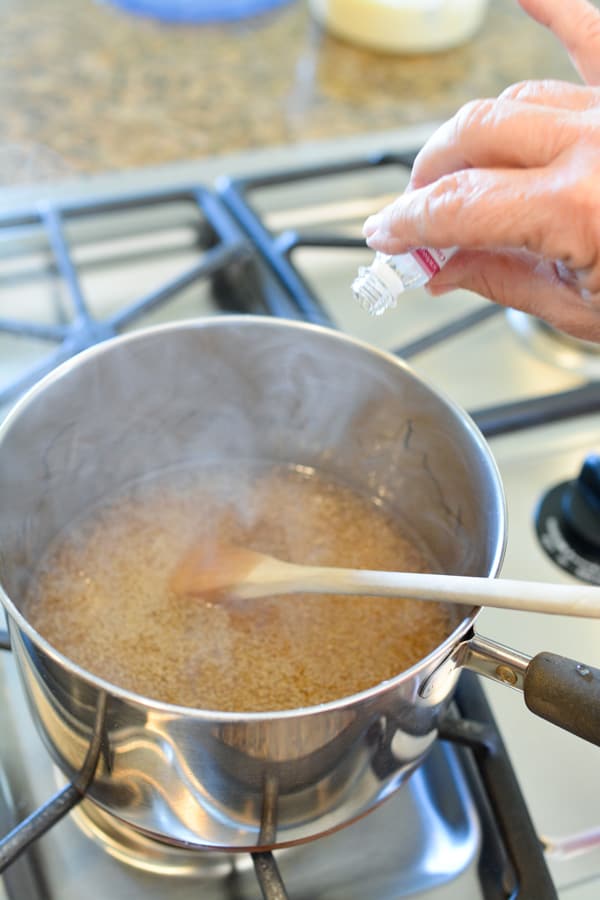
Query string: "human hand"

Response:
xmin=362 ymin=0 xmax=600 ymax=341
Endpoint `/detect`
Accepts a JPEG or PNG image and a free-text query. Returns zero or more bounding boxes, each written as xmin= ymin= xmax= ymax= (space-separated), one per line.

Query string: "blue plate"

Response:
xmin=103 ymin=0 xmax=295 ymax=21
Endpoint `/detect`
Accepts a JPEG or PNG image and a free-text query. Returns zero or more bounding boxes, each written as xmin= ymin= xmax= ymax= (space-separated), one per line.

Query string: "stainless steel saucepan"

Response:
xmin=1 ymin=317 xmax=599 ymax=863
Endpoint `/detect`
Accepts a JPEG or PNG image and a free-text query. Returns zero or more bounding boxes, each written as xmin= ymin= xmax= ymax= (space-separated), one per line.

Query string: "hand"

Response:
xmin=363 ymin=0 xmax=600 ymax=341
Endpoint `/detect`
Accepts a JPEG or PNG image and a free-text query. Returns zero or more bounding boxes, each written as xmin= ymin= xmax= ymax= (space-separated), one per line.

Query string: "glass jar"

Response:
xmin=308 ymin=0 xmax=489 ymax=54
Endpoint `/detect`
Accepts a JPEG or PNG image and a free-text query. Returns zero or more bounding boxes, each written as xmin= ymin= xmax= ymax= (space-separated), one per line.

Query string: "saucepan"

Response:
xmin=0 ymin=317 xmax=599 ymax=861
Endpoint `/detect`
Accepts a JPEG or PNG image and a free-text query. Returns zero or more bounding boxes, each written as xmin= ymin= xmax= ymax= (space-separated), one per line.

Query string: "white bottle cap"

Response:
xmin=352 ymin=255 xmax=404 ymax=316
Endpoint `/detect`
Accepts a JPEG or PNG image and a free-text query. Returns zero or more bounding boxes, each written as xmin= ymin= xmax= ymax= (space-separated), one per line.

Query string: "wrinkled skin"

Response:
xmin=363 ymin=0 xmax=600 ymax=341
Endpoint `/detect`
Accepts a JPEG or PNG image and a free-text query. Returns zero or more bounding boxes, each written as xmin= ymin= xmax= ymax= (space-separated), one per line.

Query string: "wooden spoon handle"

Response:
xmin=241 ymin=563 xmax=600 ymax=618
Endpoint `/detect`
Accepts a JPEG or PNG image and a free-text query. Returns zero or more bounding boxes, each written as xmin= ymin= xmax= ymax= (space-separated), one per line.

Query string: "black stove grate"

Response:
xmin=0 ymin=185 xmax=298 ymax=407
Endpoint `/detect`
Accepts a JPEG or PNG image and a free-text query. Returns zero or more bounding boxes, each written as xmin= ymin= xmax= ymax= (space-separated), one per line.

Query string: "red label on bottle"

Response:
xmin=413 ymin=248 xmax=443 ymax=276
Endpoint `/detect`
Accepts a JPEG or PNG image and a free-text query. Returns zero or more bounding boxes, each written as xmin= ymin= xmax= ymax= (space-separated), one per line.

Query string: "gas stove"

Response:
xmin=1 ymin=124 xmax=600 ymax=899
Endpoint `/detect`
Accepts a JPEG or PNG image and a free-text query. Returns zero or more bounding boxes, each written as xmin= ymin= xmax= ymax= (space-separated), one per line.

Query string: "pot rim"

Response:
xmin=0 ymin=316 xmax=507 ymax=721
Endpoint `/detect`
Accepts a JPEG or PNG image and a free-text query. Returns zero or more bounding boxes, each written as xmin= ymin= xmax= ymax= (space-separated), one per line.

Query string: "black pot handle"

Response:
xmin=524 ymin=652 xmax=600 ymax=747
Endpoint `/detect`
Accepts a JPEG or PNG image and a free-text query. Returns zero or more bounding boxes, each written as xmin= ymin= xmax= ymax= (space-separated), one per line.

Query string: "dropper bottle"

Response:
xmin=352 ymin=247 xmax=457 ymax=316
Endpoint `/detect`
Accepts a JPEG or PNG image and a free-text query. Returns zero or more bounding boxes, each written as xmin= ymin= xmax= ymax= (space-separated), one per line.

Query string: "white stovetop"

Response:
xmin=1 ymin=124 xmax=600 ymax=898
xmin=479 ymin=420 xmax=600 ymax=898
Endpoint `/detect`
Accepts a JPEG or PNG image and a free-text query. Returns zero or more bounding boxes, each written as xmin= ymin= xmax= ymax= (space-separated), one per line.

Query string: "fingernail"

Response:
xmin=365 ymin=229 xmax=386 ymax=249
xmin=363 ymin=214 xmax=382 ymax=238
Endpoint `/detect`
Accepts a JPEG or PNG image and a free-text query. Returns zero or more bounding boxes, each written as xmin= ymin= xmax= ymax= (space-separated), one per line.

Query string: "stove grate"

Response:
xmin=0 ymin=186 xmax=291 ymax=407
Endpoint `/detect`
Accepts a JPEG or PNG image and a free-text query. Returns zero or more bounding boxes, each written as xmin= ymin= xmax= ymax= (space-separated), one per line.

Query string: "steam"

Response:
xmin=0 ymin=319 xmax=495 ymax=615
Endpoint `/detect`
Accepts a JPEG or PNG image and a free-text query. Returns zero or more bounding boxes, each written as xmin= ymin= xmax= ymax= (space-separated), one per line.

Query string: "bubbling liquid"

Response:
xmin=23 ymin=463 xmax=459 ymax=712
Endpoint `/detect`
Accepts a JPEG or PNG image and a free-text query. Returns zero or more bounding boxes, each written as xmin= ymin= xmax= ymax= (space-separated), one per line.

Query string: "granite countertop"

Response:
xmin=0 ymin=0 xmax=580 ymax=180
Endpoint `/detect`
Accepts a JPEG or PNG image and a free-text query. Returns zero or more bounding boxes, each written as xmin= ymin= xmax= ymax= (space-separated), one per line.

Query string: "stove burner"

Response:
xmin=507 ymin=309 xmax=600 ymax=377
xmin=536 ymin=454 xmax=600 ymax=584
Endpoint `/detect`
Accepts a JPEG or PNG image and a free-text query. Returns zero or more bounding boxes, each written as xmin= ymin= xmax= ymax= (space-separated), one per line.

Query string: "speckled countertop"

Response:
xmin=0 ymin=0 xmax=582 ymax=180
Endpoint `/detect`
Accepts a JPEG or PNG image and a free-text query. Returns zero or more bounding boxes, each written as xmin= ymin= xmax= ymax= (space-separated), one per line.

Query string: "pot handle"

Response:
xmin=459 ymin=634 xmax=600 ymax=747
xmin=523 ymin=652 xmax=600 ymax=747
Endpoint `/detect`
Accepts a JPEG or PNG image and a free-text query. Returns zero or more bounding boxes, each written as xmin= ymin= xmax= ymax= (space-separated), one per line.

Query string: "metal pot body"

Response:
xmin=0 ymin=318 xmax=506 ymax=849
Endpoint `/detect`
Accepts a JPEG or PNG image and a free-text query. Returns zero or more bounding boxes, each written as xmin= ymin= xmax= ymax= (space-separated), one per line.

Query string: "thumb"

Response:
xmin=518 ymin=0 xmax=600 ymax=85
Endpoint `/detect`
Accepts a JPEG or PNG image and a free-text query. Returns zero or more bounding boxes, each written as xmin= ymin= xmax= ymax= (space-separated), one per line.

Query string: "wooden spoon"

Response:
xmin=170 ymin=542 xmax=600 ymax=618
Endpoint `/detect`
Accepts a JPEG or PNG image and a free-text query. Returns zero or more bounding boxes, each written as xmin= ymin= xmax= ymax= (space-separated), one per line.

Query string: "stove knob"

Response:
xmin=560 ymin=454 xmax=600 ymax=554
xmin=535 ymin=454 xmax=600 ymax=583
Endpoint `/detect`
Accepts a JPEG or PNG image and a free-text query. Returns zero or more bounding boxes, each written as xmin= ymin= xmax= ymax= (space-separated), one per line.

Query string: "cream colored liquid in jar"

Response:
xmin=23 ymin=462 xmax=458 ymax=712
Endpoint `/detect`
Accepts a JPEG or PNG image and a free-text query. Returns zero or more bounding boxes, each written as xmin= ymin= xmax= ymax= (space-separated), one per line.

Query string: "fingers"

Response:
xmin=518 ymin=0 xmax=600 ymax=85
xmin=364 ymin=168 xmax=560 ymax=261
xmin=408 ymin=98 xmax=580 ymax=190
xmin=427 ymin=250 xmax=600 ymax=342
xmin=499 ymin=78 xmax=600 ymax=109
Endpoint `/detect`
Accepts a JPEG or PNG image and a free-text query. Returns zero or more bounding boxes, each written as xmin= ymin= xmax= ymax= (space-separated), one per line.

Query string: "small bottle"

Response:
xmin=352 ymin=247 xmax=457 ymax=316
